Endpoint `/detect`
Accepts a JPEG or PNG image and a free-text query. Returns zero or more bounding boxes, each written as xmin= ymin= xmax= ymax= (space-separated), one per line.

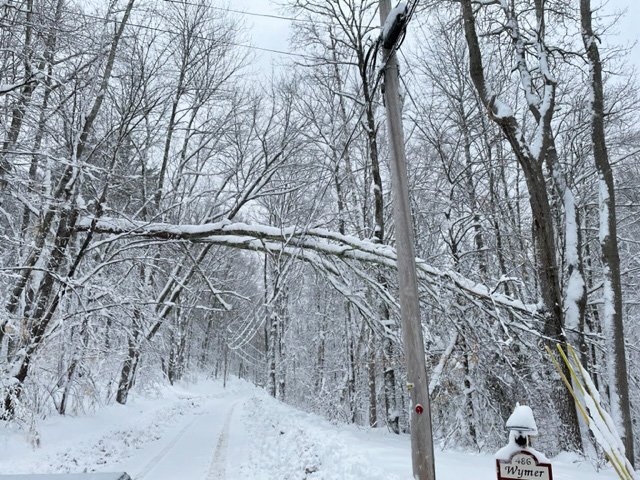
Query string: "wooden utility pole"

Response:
xmin=378 ymin=1 xmax=436 ymax=479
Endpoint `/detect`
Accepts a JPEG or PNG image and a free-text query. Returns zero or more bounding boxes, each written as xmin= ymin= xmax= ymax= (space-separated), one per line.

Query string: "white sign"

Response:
xmin=496 ymin=451 xmax=552 ymax=480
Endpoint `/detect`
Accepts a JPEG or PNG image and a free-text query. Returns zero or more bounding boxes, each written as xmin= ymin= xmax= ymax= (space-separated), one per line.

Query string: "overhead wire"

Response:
xmin=9 ymin=1 xmax=418 ymax=66
xmin=10 ymin=4 xmax=324 ymax=61
xmin=159 ymin=0 xmax=316 ymax=26
xmin=228 ymin=309 xmax=267 ymax=350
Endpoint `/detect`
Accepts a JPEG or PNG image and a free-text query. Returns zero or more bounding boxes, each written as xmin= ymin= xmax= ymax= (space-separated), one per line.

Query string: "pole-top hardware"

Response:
xmin=381 ymin=2 xmax=408 ymax=50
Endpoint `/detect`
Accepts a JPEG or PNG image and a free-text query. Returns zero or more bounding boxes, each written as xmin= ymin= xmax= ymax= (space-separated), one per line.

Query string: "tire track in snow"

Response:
xmin=134 ymin=413 xmax=201 ymax=480
xmin=205 ymin=403 xmax=237 ymax=480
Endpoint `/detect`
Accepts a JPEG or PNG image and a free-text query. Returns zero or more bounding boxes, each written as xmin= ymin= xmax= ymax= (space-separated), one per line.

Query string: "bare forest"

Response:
xmin=1 ymin=0 xmax=639 ymax=463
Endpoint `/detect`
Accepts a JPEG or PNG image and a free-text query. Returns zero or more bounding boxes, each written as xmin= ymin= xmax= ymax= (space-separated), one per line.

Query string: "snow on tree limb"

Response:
xmin=77 ymin=216 xmax=541 ymax=323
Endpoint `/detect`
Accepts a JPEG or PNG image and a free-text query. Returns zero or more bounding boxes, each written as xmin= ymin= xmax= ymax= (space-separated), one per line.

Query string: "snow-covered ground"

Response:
xmin=0 ymin=378 xmax=621 ymax=479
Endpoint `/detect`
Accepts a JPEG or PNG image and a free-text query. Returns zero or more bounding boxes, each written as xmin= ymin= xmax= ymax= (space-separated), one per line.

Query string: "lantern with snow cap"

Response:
xmin=505 ymin=403 xmax=538 ymax=447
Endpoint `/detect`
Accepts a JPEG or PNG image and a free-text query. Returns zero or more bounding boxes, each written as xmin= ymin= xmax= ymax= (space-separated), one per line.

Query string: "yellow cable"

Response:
xmin=546 ymin=346 xmax=589 ymax=423
xmin=567 ymin=345 xmax=636 ymax=480
xmin=545 ymin=346 xmax=629 ymax=480
xmin=557 ymin=345 xmax=586 ymax=396
xmin=558 ymin=345 xmax=630 ymax=479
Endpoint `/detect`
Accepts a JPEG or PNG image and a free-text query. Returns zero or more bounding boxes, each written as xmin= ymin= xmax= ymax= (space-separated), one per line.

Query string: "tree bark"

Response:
xmin=460 ymin=0 xmax=581 ymax=450
xmin=383 ymin=335 xmax=400 ymax=434
xmin=580 ymin=0 xmax=634 ymax=464
xmin=1 ymin=0 xmax=136 ymax=393
xmin=368 ymin=329 xmax=377 ymax=427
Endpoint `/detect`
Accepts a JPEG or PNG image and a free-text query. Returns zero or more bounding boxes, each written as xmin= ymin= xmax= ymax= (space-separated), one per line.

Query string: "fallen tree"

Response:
xmin=0 ymin=213 xmax=549 ymax=420
xmin=77 ymin=216 xmax=543 ymax=330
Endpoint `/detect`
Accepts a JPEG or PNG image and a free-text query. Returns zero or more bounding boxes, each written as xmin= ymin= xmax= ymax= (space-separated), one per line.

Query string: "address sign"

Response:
xmin=496 ymin=450 xmax=553 ymax=480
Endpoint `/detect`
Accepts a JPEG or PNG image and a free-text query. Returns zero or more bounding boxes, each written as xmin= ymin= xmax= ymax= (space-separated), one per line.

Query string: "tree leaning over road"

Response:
xmin=0 ymin=0 xmax=639 ymax=464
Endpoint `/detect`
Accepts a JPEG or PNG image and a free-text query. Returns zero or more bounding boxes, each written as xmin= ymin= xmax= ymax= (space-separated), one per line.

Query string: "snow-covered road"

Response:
xmin=126 ymin=398 xmax=241 ymax=480
xmin=0 ymin=378 xmax=623 ymax=479
xmin=0 ymin=381 xmax=250 ymax=479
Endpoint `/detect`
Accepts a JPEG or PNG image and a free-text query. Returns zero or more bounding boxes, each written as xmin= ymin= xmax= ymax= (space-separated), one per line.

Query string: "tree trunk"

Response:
xmin=268 ymin=309 xmax=278 ymax=397
xmin=200 ymin=317 xmax=214 ymax=369
xmin=383 ymin=336 xmax=400 ymax=433
xmin=460 ymin=0 xmax=582 ymax=450
xmin=580 ymin=0 xmax=634 ymax=464
xmin=368 ymin=330 xmax=377 ymax=427
xmin=460 ymin=332 xmax=478 ymax=448
xmin=116 ymin=314 xmax=141 ymax=405
xmin=1 ymin=0 xmax=136 ymax=412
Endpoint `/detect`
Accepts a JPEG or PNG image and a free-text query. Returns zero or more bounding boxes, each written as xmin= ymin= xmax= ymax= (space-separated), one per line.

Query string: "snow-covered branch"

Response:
xmin=76 ymin=216 xmax=540 ymax=321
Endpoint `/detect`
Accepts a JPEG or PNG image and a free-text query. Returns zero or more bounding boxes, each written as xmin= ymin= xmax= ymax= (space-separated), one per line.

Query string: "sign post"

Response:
xmin=496 ymin=405 xmax=553 ymax=480
xmin=497 ymin=450 xmax=553 ymax=480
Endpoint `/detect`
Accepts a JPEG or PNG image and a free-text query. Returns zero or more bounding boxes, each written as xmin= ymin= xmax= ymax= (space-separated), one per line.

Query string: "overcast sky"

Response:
xmin=230 ymin=0 xmax=294 ymax=74
xmin=230 ymin=0 xmax=640 ymax=76
xmin=601 ymin=0 xmax=640 ymax=70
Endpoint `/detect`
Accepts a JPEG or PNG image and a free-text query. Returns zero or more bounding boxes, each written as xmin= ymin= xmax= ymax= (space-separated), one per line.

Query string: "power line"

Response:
xmin=22 ymin=6 xmax=321 ymax=61
xmin=160 ymin=0 xmax=316 ymax=26
xmin=368 ymin=0 xmax=419 ymax=88
xmin=11 ymin=2 xmax=392 ymax=65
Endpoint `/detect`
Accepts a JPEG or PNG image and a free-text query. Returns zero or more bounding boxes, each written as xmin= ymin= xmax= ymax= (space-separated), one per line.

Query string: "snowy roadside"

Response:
xmin=229 ymin=385 xmax=621 ymax=480
xmin=0 ymin=378 xmax=624 ymax=479
xmin=229 ymin=393 xmax=401 ymax=479
xmin=0 ymin=379 xmax=242 ymax=475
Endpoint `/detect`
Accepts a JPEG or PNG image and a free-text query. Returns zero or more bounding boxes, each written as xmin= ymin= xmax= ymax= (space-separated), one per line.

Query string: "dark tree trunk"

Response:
xmin=580 ymin=0 xmax=634 ymax=464
xmin=116 ymin=312 xmax=141 ymax=405
xmin=460 ymin=0 xmax=582 ymax=450
xmin=368 ymin=331 xmax=377 ymax=427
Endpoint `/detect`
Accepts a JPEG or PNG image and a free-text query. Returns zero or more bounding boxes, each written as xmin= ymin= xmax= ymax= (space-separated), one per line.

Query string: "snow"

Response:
xmin=495 ymin=433 xmax=549 ymax=463
xmin=598 ymin=175 xmax=624 ymax=442
xmin=496 ymin=405 xmax=546 ymax=465
xmin=530 ymin=130 xmax=543 ymax=159
xmin=382 ymin=3 xmax=407 ymax=40
xmin=537 ymin=41 xmax=557 ymax=84
xmin=602 ymin=272 xmax=622 ymax=436
xmin=492 ymin=98 xmax=513 ymax=118
xmin=0 ymin=82 xmax=22 ymax=94
xmin=564 ymin=188 xmax=585 ymax=332
xmin=0 ymin=383 xmax=214 ymax=476
xmin=428 ymin=333 xmax=457 ymax=395
xmin=506 ymin=404 xmax=538 ymax=434
xmin=564 ymin=190 xmax=578 ymax=266
xmin=80 ymin=216 xmax=541 ymax=321
xmin=598 ymin=178 xmax=609 ymax=243
xmin=0 ymin=378 xmax=623 ymax=480
xmin=575 ymin=354 xmax=629 ymax=459
xmin=0 ymin=475 xmax=129 ymax=479
xmin=565 ymin=268 xmax=585 ymax=331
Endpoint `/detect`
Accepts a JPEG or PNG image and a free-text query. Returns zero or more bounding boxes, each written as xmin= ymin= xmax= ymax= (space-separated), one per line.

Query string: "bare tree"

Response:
xmin=459 ymin=0 xmax=583 ymax=449
xmin=2 ymin=0 xmax=136 ymax=418
xmin=580 ymin=0 xmax=634 ymax=464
